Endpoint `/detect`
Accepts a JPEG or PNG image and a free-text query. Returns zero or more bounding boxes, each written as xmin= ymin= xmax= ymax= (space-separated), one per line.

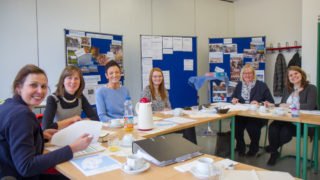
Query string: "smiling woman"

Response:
xmin=95 ymin=60 xmax=130 ymax=122
xmin=0 ymin=64 xmax=93 ymax=179
xmin=42 ymin=65 xmax=99 ymax=130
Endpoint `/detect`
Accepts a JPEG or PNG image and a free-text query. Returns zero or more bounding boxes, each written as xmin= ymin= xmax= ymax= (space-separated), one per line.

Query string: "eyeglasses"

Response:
xmin=152 ymin=76 xmax=163 ymax=78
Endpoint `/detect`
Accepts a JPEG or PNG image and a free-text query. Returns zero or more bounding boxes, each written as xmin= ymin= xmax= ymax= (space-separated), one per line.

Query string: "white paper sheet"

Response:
xmin=162 ymin=70 xmax=170 ymax=89
xmin=163 ymin=48 xmax=173 ymax=54
xmin=163 ymin=117 xmax=196 ymax=124
xmin=182 ymin=37 xmax=192 ymax=52
xmin=51 ymin=120 xmax=102 ymax=147
xmin=163 ymin=37 xmax=173 ymax=49
xmin=152 ymin=36 xmax=163 ymax=60
xmin=173 ymin=37 xmax=183 ymax=51
xmin=184 ymin=59 xmax=193 ymax=71
xmin=141 ymin=36 xmax=153 ymax=58
xmin=70 ymin=153 xmax=121 ymax=176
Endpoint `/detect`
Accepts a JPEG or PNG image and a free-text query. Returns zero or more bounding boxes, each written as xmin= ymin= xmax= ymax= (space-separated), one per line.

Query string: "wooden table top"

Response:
xmin=56 ymin=153 xmax=268 ymax=180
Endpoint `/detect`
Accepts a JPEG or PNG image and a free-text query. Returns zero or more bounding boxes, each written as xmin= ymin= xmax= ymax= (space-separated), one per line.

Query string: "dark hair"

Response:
xmin=286 ymin=66 xmax=309 ymax=91
xmin=148 ymin=68 xmax=168 ymax=101
xmin=55 ymin=66 xmax=85 ymax=98
xmin=104 ymin=60 xmax=121 ymax=73
xmin=12 ymin=64 xmax=47 ymax=95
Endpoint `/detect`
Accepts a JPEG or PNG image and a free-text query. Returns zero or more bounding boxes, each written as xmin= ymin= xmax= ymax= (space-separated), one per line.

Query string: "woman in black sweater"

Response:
xmin=42 ymin=66 xmax=98 ymax=130
xmin=231 ymin=64 xmax=274 ymax=157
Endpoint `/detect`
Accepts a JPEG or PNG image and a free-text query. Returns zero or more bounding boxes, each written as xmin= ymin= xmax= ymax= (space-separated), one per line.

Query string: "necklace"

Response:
xmin=62 ymin=96 xmax=77 ymax=103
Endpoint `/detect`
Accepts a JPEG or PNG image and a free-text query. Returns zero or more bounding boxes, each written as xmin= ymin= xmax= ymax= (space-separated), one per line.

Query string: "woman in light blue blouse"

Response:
xmin=95 ymin=61 xmax=130 ymax=122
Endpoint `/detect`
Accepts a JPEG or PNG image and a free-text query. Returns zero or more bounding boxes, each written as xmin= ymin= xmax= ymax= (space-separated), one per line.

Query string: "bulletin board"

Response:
xmin=64 ymin=29 xmax=124 ymax=105
xmin=140 ymin=35 xmax=198 ymax=108
xmin=208 ymin=36 xmax=266 ymax=103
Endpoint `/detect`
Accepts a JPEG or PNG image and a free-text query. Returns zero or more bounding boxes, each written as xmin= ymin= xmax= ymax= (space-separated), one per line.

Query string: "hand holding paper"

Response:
xmin=51 ymin=120 xmax=102 ymax=147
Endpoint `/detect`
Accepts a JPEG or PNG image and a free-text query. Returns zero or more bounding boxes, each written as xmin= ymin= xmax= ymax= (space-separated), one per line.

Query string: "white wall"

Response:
xmin=302 ymin=0 xmax=320 ymax=85
xmin=234 ymin=0 xmax=302 ymax=98
xmin=0 ymin=0 xmax=38 ymax=99
xmin=0 ymin=0 xmax=234 ymax=105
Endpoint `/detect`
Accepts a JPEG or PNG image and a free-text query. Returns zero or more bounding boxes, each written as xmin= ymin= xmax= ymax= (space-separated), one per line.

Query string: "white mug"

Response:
xmin=275 ymin=108 xmax=285 ymax=115
xmin=122 ymin=134 xmax=134 ymax=146
xmin=110 ymin=119 xmax=121 ymax=127
xmin=196 ymin=157 xmax=214 ymax=175
xmin=173 ymin=108 xmax=183 ymax=116
xmin=259 ymin=106 xmax=267 ymax=113
xmin=249 ymin=104 xmax=258 ymax=111
xmin=126 ymin=155 xmax=145 ymax=170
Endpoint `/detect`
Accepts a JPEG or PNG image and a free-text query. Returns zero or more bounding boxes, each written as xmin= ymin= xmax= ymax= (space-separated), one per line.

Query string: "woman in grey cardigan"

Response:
xmin=267 ymin=66 xmax=317 ymax=165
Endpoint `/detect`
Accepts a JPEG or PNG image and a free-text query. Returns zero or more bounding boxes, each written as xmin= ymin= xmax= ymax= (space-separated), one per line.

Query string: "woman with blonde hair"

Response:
xmin=231 ymin=64 xmax=274 ymax=156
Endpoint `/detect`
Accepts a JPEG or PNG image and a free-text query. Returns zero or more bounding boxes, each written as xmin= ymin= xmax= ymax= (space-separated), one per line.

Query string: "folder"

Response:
xmin=133 ymin=134 xmax=202 ymax=166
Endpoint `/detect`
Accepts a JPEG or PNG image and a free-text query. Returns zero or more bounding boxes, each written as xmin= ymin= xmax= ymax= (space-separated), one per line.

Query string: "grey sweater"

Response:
xmin=281 ymin=84 xmax=317 ymax=110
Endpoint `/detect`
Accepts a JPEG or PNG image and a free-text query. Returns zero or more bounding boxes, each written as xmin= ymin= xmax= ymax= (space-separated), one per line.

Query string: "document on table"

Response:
xmin=70 ymin=153 xmax=121 ymax=176
xmin=46 ymin=143 xmax=106 ymax=158
xmin=51 ymin=120 xmax=102 ymax=146
xmin=163 ymin=117 xmax=196 ymax=124
xmin=300 ymin=110 xmax=320 ymax=115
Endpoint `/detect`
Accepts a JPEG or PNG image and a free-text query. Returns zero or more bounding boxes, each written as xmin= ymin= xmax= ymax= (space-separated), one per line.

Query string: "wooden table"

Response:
xmin=55 ymin=109 xmax=317 ymax=179
xmin=56 ymin=153 xmax=269 ymax=180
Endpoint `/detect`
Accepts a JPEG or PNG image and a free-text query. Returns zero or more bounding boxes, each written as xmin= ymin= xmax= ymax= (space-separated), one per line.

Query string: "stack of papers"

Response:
xmin=300 ymin=110 xmax=320 ymax=115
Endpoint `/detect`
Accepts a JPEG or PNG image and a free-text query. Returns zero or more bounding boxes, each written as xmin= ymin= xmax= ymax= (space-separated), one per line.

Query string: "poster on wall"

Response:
xmin=230 ymin=53 xmax=243 ymax=81
xmin=65 ymin=29 xmax=123 ymax=105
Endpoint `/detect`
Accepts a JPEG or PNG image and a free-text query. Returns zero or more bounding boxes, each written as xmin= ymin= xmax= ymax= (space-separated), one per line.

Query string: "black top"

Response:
xmin=42 ymin=92 xmax=99 ymax=129
xmin=232 ymin=80 xmax=275 ymax=104
xmin=0 ymin=95 xmax=73 ymax=179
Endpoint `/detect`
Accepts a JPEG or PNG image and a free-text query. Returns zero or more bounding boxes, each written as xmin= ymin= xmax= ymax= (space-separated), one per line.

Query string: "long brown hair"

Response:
xmin=12 ymin=64 xmax=47 ymax=96
xmin=149 ymin=68 xmax=167 ymax=101
xmin=55 ymin=66 xmax=85 ymax=98
xmin=286 ymin=66 xmax=309 ymax=91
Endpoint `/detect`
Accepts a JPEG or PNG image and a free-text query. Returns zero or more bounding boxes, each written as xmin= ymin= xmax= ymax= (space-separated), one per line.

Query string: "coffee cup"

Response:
xmin=196 ymin=157 xmax=214 ymax=175
xmin=122 ymin=134 xmax=134 ymax=146
xmin=249 ymin=104 xmax=258 ymax=111
xmin=110 ymin=119 xmax=121 ymax=127
xmin=126 ymin=155 xmax=145 ymax=170
xmin=259 ymin=106 xmax=267 ymax=113
xmin=275 ymin=108 xmax=285 ymax=115
xmin=173 ymin=108 xmax=183 ymax=116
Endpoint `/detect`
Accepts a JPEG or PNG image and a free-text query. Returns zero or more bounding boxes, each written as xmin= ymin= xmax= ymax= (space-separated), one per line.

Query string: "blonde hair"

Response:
xmin=240 ymin=64 xmax=256 ymax=82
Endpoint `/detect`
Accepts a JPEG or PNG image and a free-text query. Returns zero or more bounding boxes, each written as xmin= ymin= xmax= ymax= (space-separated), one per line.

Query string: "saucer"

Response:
xmin=122 ymin=162 xmax=150 ymax=175
xmin=189 ymin=166 xmax=220 ymax=180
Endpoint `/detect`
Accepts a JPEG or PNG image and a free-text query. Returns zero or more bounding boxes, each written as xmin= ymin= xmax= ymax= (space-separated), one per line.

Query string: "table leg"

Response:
xmin=295 ymin=122 xmax=301 ymax=178
xmin=303 ymin=123 xmax=309 ymax=180
xmin=314 ymin=126 xmax=318 ymax=173
xmin=230 ymin=116 xmax=235 ymax=160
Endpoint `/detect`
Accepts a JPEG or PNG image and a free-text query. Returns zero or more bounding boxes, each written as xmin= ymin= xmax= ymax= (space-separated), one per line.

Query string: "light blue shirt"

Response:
xmin=95 ymin=86 xmax=130 ymax=122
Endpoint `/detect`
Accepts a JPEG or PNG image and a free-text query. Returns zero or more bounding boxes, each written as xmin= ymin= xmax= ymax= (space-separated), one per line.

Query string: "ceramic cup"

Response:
xmin=275 ymin=108 xmax=285 ymax=115
xmin=173 ymin=108 xmax=183 ymax=116
xmin=196 ymin=157 xmax=214 ymax=175
xmin=122 ymin=134 xmax=134 ymax=146
xmin=249 ymin=104 xmax=258 ymax=111
xmin=259 ymin=106 xmax=267 ymax=113
xmin=191 ymin=106 xmax=199 ymax=112
xmin=126 ymin=155 xmax=145 ymax=170
xmin=110 ymin=119 xmax=121 ymax=127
